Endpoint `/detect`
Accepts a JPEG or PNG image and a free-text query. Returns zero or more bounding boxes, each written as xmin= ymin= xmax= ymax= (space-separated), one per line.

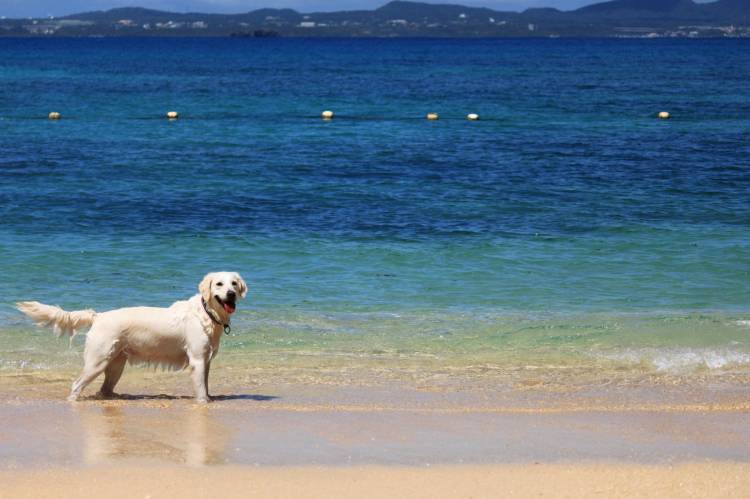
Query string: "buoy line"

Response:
xmin=17 ymin=111 xmax=676 ymax=122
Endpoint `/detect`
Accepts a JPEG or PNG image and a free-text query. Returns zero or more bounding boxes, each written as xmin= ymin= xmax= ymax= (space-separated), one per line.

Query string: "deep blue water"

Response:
xmin=1 ymin=38 xmax=749 ymax=370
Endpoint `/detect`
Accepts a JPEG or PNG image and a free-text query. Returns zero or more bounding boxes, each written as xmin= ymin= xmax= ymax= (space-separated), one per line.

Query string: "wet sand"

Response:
xmin=1 ymin=367 xmax=749 ymax=497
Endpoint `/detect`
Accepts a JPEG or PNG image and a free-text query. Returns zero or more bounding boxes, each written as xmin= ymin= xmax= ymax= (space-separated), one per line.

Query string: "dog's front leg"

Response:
xmin=203 ymin=360 xmax=211 ymax=399
xmin=186 ymin=318 xmax=213 ymax=403
xmin=189 ymin=356 xmax=209 ymax=403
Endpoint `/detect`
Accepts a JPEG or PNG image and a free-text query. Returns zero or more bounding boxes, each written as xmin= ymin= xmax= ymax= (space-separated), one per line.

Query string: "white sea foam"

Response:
xmin=602 ymin=348 xmax=750 ymax=373
xmin=0 ymin=359 xmax=49 ymax=371
xmin=734 ymin=320 xmax=750 ymax=327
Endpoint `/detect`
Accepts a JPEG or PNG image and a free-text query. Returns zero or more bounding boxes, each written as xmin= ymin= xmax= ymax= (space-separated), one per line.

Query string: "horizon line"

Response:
xmin=4 ymin=0 xmax=722 ymax=20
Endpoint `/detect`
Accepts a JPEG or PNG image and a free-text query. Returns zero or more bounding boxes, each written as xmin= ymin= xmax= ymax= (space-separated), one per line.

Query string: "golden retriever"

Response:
xmin=16 ymin=271 xmax=247 ymax=402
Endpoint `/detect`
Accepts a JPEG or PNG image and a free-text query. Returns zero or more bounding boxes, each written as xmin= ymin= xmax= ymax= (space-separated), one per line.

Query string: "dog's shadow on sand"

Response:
xmin=91 ymin=393 xmax=278 ymax=402
xmin=212 ymin=394 xmax=278 ymax=401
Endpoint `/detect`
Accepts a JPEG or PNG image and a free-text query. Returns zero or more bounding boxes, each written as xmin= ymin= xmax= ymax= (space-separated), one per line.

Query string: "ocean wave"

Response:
xmin=0 ymin=359 xmax=52 ymax=371
xmin=602 ymin=348 xmax=750 ymax=373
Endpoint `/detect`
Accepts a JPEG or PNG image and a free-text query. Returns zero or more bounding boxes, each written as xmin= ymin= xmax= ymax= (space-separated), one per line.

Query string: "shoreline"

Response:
xmin=2 ymin=379 xmax=750 ymax=468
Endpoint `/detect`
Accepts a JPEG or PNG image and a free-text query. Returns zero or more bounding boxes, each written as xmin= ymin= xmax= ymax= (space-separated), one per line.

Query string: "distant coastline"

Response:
xmin=1 ymin=0 xmax=749 ymax=38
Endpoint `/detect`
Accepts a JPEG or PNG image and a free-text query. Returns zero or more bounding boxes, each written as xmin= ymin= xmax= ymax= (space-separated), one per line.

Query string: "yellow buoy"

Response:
xmin=467 ymin=113 xmax=480 ymax=121
xmin=48 ymin=112 xmax=61 ymax=120
xmin=658 ymin=111 xmax=671 ymax=120
xmin=167 ymin=111 xmax=179 ymax=120
xmin=321 ymin=110 xmax=334 ymax=120
xmin=426 ymin=113 xmax=439 ymax=121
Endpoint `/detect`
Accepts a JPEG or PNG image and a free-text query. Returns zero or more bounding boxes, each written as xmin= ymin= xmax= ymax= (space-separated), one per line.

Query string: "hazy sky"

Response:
xmin=0 ymin=0 xmax=717 ymax=17
xmin=1 ymin=0 xmax=605 ymax=18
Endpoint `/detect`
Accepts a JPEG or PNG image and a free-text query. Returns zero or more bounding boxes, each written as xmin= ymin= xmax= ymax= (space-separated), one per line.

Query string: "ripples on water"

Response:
xmin=0 ymin=38 xmax=749 ymax=375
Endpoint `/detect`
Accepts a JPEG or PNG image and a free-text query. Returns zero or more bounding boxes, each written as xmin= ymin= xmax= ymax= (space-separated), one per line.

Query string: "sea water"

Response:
xmin=1 ymin=38 xmax=749 ymax=379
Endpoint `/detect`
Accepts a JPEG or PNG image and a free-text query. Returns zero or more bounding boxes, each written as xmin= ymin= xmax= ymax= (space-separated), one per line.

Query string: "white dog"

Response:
xmin=16 ymin=272 xmax=247 ymax=402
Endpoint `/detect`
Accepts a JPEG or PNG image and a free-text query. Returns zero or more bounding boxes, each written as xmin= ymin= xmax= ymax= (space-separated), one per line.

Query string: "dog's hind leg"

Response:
xmin=69 ymin=361 xmax=108 ymax=401
xmin=69 ymin=338 xmax=120 ymax=401
xmin=98 ymin=353 xmax=127 ymax=398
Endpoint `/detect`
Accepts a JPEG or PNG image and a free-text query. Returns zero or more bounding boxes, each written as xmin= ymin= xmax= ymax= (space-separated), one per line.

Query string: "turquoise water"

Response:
xmin=1 ymin=38 xmax=749 ymax=376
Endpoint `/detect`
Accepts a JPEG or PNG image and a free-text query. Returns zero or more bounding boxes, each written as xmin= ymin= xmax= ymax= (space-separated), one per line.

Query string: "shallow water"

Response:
xmin=1 ymin=38 xmax=749 ymax=380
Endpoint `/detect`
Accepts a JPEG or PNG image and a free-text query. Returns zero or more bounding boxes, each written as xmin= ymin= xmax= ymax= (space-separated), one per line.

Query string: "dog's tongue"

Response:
xmin=223 ymin=302 xmax=236 ymax=314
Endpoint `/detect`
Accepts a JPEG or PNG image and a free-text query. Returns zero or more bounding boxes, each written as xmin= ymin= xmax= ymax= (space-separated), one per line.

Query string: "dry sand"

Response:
xmin=2 ymin=463 xmax=750 ymax=499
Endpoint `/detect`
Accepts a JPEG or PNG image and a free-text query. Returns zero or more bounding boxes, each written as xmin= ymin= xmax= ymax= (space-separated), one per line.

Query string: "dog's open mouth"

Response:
xmin=215 ymin=296 xmax=236 ymax=314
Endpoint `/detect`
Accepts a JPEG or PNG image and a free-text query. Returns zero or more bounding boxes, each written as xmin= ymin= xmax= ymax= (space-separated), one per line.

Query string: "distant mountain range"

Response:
xmin=2 ymin=0 xmax=749 ymax=38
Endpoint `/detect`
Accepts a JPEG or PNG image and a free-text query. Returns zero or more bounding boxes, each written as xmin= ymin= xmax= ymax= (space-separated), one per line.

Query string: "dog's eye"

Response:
xmin=216 ymin=282 xmax=223 ymax=287
xmin=231 ymin=281 xmax=237 ymax=286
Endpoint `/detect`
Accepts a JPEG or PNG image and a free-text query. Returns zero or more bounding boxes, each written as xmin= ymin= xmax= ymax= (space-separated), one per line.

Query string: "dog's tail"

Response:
xmin=16 ymin=301 xmax=97 ymax=339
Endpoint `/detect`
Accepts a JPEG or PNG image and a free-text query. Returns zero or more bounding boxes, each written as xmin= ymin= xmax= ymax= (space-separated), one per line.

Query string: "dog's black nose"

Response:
xmin=226 ymin=290 xmax=236 ymax=300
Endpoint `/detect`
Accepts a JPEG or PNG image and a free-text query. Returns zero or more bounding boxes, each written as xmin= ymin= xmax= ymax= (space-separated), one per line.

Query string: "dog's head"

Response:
xmin=199 ymin=272 xmax=248 ymax=315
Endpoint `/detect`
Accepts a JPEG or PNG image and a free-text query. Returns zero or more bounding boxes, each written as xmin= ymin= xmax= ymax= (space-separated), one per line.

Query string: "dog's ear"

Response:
xmin=235 ymin=273 xmax=248 ymax=299
xmin=199 ymin=273 xmax=213 ymax=302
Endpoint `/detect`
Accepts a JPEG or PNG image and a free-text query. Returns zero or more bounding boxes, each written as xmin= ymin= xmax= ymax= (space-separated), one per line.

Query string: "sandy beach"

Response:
xmin=2 ymin=367 xmax=750 ymax=497
xmin=3 ymin=463 xmax=750 ymax=499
